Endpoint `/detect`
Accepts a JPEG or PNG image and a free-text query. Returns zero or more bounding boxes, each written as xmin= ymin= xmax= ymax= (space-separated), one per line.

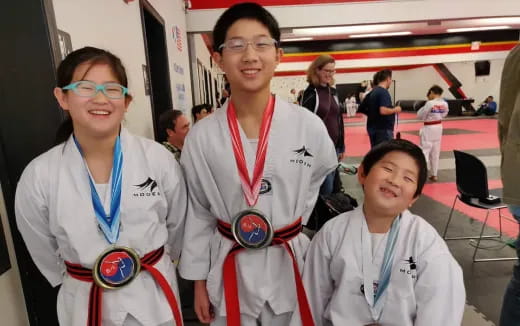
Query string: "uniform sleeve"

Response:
xmin=15 ymin=162 xmax=63 ymax=287
xmin=416 ymin=101 xmax=431 ymax=120
xmin=178 ymin=135 xmax=217 ymax=280
xmin=301 ymin=120 xmax=337 ymax=219
xmin=441 ymin=102 xmax=449 ymax=118
xmin=162 ymin=154 xmax=188 ymax=262
xmin=296 ymin=225 xmax=335 ymax=326
xmin=414 ymin=253 xmax=466 ymax=325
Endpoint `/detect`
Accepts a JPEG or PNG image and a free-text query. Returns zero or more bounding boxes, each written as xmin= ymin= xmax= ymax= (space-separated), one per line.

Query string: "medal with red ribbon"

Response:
xmin=223 ymin=96 xmax=315 ymax=326
xmin=227 ymin=95 xmax=275 ymax=207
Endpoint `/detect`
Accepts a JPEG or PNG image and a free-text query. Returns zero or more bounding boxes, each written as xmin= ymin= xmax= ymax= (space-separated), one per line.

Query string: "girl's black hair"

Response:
xmin=54 ymin=47 xmax=129 ymax=144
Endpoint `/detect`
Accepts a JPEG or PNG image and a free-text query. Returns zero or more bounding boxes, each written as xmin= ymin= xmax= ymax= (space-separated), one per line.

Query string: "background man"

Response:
xmin=159 ymin=109 xmax=190 ymax=162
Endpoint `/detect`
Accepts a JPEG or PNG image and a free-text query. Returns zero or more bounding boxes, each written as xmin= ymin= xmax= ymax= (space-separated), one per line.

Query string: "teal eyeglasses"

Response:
xmin=62 ymin=81 xmax=129 ymax=99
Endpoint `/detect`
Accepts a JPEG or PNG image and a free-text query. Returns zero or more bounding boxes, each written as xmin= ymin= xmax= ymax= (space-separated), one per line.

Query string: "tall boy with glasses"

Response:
xmin=178 ymin=3 xmax=337 ymax=326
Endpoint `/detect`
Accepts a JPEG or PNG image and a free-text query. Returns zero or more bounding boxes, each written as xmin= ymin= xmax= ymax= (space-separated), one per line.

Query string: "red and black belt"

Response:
xmin=217 ymin=217 xmax=314 ymax=326
xmin=424 ymin=120 xmax=442 ymax=125
xmin=65 ymin=246 xmax=183 ymax=326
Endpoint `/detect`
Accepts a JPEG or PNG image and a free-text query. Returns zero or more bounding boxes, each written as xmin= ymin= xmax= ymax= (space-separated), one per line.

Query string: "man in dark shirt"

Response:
xmin=366 ymin=69 xmax=401 ymax=148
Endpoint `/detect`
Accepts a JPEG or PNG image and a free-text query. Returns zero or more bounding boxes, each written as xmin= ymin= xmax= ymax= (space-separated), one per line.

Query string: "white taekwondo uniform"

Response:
xmin=417 ymin=99 xmax=449 ymax=177
xmin=178 ymin=96 xmax=337 ymax=324
xmin=15 ymin=128 xmax=187 ymax=326
xmin=346 ymin=96 xmax=358 ymax=117
xmin=292 ymin=206 xmax=465 ymax=326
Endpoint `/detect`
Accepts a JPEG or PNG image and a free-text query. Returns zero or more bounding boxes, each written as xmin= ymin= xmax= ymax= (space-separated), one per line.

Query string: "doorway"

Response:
xmin=140 ymin=1 xmax=173 ymax=141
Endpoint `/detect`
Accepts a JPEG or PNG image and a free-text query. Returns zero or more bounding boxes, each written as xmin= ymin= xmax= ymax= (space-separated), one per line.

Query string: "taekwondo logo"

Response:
xmin=290 ymin=145 xmax=313 ymax=168
xmin=133 ymin=177 xmax=161 ymax=197
xmin=98 ymin=251 xmax=136 ymax=286
xmin=259 ymin=179 xmax=272 ymax=195
xmin=238 ymin=214 xmax=269 ymax=247
xmin=399 ymin=256 xmax=417 ymax=279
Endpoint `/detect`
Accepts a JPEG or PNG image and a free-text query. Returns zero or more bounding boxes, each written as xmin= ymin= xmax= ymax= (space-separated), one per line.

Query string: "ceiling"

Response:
xmin=282 ymin=16 xmax=520 ymax=42
xmin=188 ymin=0 xmax=379 ymax=10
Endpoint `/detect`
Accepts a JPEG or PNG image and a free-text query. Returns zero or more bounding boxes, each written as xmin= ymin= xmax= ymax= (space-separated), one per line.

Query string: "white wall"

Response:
xmin=148 ymin=0 xmax=193 ymax=115
xmin=394 ymin=59 xmax=505 ymax=104
xmin=0 ymin=186 xmax=29 ymax=326
xmin=271 ymin=58 xmax=506 ymax=107
xmin=277 ymin=50 xmax=513 ymax=72
xmin=52 ymin=0 xmax=192 ymax=138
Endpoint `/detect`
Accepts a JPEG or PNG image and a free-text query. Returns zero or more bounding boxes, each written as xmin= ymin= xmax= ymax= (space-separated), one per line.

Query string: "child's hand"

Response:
xmin=194 ymin=280 xmax=215 ymax=323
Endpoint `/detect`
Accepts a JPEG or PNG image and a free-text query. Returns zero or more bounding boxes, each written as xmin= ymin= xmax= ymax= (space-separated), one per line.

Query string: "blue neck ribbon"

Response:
xmin=74 ymin=135 xmax=123 ymax=244
xmin=374 ymin=215 xmax=401 ymax=304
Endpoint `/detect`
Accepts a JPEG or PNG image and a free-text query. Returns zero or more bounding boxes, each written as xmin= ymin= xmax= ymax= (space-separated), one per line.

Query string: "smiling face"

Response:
xmin=358 ymin=151 xmax=420 ymax=219
xmin=317 ymin=62 xmax=335 ymax=86
xmin=54 ymin=63 xmax=131 ymax=140
xmin=213 ymin=18 xmax=282 ymax=96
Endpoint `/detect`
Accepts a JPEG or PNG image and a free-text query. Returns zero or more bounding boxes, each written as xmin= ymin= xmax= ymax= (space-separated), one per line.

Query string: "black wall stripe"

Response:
xmin=282 ymin=30 xmax=519 ymax=54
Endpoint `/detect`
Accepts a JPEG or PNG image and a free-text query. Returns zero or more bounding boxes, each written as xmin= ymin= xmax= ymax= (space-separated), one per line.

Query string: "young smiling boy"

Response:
xmin=293 ymin=139 xmax=465 ymax=326
xmin=179 ymin=2 xmax=337 ymax=326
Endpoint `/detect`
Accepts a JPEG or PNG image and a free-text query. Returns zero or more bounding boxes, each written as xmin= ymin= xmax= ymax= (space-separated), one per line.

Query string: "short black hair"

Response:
xmin=159 ymin=110 xmax=183 ymax=140
xmin=373 ymin=69 xmax=392 ymax=85
xmin=212 ymin=2 xmax=281 ymax=53
xmin=191 ymin=103 xmax=212 ymax=122
xmin=428 ymin=85 xmax=443 ymax=96
xmin=360 ymin=139 xmax=427 ymax=198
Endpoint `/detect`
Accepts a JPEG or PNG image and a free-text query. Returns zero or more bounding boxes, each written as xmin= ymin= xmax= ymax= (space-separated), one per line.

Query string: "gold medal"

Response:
xmin=93 ymin=246 xmax=141 ymax=289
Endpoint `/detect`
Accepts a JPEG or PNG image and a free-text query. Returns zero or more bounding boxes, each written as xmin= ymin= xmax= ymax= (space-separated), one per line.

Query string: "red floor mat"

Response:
xmin=345 ymin=118 xmax=499 ymax=157
xmin=422 ymin=180 xmax=518 ymax=237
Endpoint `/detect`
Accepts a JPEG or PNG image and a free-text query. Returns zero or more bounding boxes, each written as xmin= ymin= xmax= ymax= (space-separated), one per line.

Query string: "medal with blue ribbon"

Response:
xmin=74 ymin=135 xmax=123 ymax=244
xmin=361 ymin=214 xmax=401 ymax=323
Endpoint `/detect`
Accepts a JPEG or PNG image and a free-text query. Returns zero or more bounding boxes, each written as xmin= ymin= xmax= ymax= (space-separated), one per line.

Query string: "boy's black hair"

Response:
xmin=191 ymin=103 xmax=213 ymax=121
xmin=212 ymin=2 xmax=281 ymax=53
xmin=360 ymin=139 xmax=427 ymax=198
xmin=373 ymin=69 xmax=392 ymax=86
xmin=428 ymin=85 xmax=444 ymax=96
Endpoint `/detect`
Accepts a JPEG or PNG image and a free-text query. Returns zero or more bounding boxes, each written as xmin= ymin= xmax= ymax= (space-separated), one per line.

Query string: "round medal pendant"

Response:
xmin=231 ymin=209 xmax=273 ymax=249
xmin=93 ymin=247 xmax=141 ymax=289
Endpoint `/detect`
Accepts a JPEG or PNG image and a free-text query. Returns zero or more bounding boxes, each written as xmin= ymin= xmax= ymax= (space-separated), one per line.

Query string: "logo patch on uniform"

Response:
xmin=290 ymin=145 xmax=313 ymax=168
xmin=133 ymin=177 xmax=161 ymax=197
xmin=293 ymin=146 xmax=313 ymax=157
xmin=399 ymin=256 xmax=417 ymax=279
xmin=135 ymin=177 xmax=158 ymax=192
xmin=259 ymin=179 xmax=272 ymax=194
xmin=360 ymin=282 xmax=379 ymax=297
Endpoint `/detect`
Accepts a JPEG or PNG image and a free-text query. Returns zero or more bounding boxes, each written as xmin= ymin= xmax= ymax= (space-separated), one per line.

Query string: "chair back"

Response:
xmin=453 ymin=150 xmax=490 ymax=199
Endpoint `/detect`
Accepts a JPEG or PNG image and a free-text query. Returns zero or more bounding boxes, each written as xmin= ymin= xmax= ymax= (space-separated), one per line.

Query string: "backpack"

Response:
xmin=306 ymin=169 xmax=358 ymax=232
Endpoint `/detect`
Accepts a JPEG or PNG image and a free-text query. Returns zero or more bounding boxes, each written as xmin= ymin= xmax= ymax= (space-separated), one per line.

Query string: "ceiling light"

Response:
xmin=349 ymin=31 xmax=412 ymax=38
xmin=282 ymin=37 xmax=313 ymax=42
xmin=478 ymin=17 xmax=520 ymax=25
xmin=447 ymin=26 xmax=511 ymax=33
xmin=292 ymin=24 xmax=393 ymax=36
